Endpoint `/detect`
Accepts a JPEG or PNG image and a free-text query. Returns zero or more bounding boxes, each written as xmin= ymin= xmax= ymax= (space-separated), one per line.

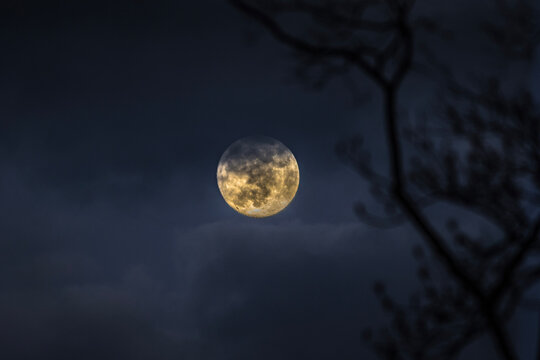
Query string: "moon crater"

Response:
xmin=217 ymin=136 xmax=300 ymax=217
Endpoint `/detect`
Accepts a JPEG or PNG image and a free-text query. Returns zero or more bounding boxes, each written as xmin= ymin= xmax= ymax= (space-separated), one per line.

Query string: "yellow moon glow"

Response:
xmin=217 ymin=136 xmax=300 ymax=218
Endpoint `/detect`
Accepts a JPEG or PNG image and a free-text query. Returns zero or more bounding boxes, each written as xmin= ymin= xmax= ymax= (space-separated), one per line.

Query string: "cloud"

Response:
xmin=0 ymin=164 xmax=188 ymax=359
xmin=0 ymin=160 xmax=418 ymax=360
xmin=175 ymin=221 xmax=417 ymax=360
xmin=0 ymin=279 xmax=187 ymax=360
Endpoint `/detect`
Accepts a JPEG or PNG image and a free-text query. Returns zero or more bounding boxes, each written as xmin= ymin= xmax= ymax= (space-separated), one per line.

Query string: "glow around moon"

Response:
xmin=217 ymin=136 xmax=300 ymax=218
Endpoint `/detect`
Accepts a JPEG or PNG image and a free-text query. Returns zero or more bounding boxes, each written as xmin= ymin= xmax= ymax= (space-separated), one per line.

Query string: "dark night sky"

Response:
xmin=1 ymin=1 xmax=539 ymax=359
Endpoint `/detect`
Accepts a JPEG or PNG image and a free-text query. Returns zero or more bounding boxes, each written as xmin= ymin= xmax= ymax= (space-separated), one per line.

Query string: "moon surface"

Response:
xmin=217 ymin=136 xmax=300 ymax=218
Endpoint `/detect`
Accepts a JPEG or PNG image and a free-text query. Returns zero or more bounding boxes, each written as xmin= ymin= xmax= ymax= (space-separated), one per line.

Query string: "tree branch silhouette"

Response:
xmin=229 ymin=0 xmax=387 ymax=85
xmin=229 ymin=1 xmax=540 ymax=359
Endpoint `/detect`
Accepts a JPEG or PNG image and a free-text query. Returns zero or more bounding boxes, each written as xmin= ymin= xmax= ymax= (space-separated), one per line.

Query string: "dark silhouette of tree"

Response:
xmin=229 ymin=0 xmax=540 ymax=359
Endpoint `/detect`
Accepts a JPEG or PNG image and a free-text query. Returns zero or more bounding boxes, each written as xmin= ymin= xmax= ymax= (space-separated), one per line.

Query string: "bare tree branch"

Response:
xmin=229 ymin=0 xmax=388 ymax=85
xmin=492 ymin=216 xmax=540 ymax=301
xmin=230 ymin=1 xmax=540 ymax=359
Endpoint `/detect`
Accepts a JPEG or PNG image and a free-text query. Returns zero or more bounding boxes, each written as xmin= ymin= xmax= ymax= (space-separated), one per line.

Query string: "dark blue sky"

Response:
xmin=1 ymin=1 xmax=539 ymax=359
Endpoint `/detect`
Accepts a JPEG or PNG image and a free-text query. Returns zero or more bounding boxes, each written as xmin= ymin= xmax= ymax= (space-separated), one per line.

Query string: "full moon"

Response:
xmin=217 ymin=136 xmax=300 ymax=218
